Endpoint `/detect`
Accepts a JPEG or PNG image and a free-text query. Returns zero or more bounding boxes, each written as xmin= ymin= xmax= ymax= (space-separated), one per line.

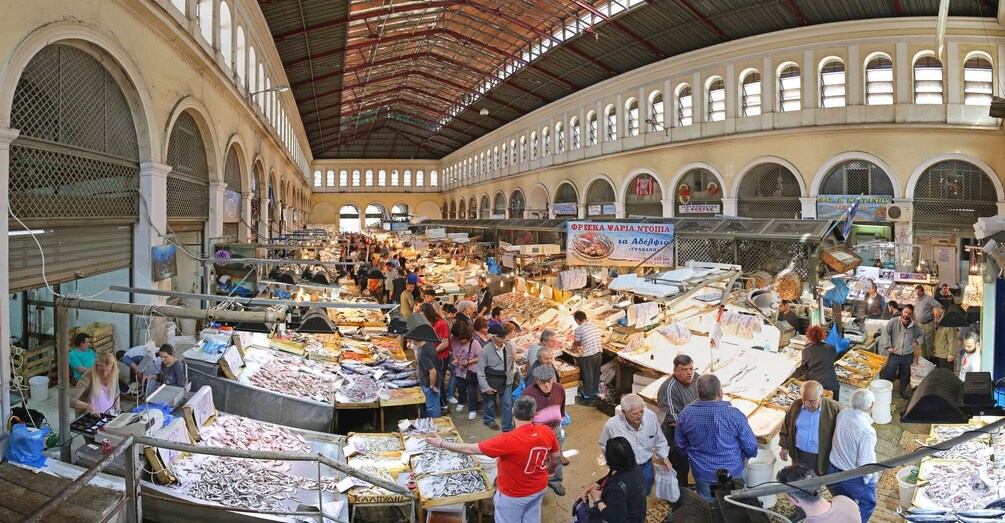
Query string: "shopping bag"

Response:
xmin=5 ymin=423 xmax=51 ymax=468
xmin=825 ymin=324 xmax=851 ymax=355
xmin=510 ymin=380 xmax=526 ymax=401
xmin=571 ymin=498 xmax=602 ymax=523
xmin=911 ymin=357 xmax=937 ymax=387
xmin=654 ymin=463 xmax=680 ymax=502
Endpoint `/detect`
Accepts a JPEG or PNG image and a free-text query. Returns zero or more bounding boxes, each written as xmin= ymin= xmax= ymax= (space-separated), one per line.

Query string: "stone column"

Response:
xmin=258 ymin=191 xmax=270 ymax=241
xmin=0 ymin=127 xmax=20 ymax=451
xmin=207 ymin=181 xmax=226 ymax=248
xmin=721 ymin=197 xmax=738 ymax=217
xmin=240 ymin=193 xmax=253 ymax=242
xmin=661 ymin=199 xmax=674 ymax=218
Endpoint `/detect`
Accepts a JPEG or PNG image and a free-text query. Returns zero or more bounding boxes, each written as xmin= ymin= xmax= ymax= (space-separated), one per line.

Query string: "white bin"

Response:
xmin=745 ymin=448 xmax=777 ymax=508
xmin=871 ymin=379 xmax=893 ymax=424
xmin=475 ymin=454 xmax=498 ymax=486
xmin=896 ymin=465 xmax=919 ymax=509
xmin=28 ymin=376 xmax=49 ymax=402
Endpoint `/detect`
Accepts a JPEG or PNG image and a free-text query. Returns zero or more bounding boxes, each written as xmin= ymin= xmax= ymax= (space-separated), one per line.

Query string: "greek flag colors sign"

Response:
xmin=566 ymin=221 xmax=674 ymax=267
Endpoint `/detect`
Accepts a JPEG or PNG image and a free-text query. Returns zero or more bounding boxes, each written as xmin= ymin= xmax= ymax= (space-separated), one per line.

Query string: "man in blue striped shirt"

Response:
xmin=675 ymin=374 xmax=758 ymax=501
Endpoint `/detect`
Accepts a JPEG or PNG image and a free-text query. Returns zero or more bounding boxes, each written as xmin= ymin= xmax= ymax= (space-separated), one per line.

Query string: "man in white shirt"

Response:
xmin=598 ymin=394 xmax=672 ymax=496
xmin=827 ymin=388 xmax=878 ymax=523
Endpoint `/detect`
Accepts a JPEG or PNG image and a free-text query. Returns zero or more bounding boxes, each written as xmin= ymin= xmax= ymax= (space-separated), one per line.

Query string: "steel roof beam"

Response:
xmin=568 ymin=0 xmax=666 ymax=59
xmin=298 ymin=69 xmax=516 ymax=109
xmin=673 ymin=0 xmax=728 ymax=41
xmin=335 ymin=100 xmax=491 ymax=133
xmin=892 ymin=0 xmax=903 ymax=16
xmin=272 ymin=0 xmax=463 ymax=42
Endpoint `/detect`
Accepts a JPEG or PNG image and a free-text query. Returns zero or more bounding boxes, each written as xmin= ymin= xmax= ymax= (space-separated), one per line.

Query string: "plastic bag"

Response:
xmin=825 ymin=324 xmax=851 ymax=355
xmin=132 ymin=402 xmax=174 ymax=426
xmin=5 ymin=423 xmax=52 ymax=468
xmin=654 ymin=463 xmax=680 ymax=502
xmin=911 ymin=357 xmax=936 ymax=387
xmin=511 ymin=380 xmax=526 ymax=401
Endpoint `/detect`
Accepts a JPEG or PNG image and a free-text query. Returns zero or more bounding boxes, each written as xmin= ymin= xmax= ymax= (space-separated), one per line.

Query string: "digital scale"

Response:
xmin=147 ymin=383 xmax=187 ymax=408
xmin=100 ymin=409 xmax=165 ymax=445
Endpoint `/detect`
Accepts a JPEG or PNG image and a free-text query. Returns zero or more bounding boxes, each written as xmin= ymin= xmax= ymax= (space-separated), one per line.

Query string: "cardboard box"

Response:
xmin=426 ymin=503 xmax=465 ymax=523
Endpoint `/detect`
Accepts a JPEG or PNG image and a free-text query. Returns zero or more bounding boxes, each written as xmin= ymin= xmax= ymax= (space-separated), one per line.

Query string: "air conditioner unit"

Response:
xmin=887 ymin=203 xmax=913 ymax=222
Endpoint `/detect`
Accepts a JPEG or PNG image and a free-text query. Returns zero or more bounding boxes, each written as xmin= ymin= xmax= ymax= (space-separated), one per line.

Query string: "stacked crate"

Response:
xmin=70 ymin=323 xmax=115 ymax=355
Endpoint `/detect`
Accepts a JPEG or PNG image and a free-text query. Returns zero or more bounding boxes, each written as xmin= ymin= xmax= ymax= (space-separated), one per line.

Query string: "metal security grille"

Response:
xmin=625 ymin=175 xmax=663 ymax=217
xmin=675 ymin=169 xmax=722 ymax=216
xmin=913 ymin=160 xmax=998 ymax=227
xmin=493 ymin=194 xmax=506 ymax=214
xmin=509 ymin=191 xmax=525 ymax=218
xmin=449 ymin=201 xmax=457 ymax=219
xmin=555 ymin=183 xmax=578 ymax=203
xmin=224 ymin=147 xmax=242 ymax=192
xmin=586 ymin=180 xmax=615 ymax=204
xmin=675 ymin=237 xmax=734 ymax=264
xmin=166 ymin=112 xmax=209 ymax=220
xmin=737 ymin=240 xmax=809 ymax=277
xmin=10 ymin=44 xmax=139 ymax=223
xmin=819 ymin=160 xmax=894 ymax=196
xmin=737 ymin=164 xmax=802 ymax=218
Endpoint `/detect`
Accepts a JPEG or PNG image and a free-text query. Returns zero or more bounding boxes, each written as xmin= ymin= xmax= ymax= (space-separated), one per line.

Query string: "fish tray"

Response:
xmin=918 ymin=457 xmax=969 ymax=482
xmin=416 ymin=467 xmax=495 ymax=509
xmin=269 ymin=338 xmax=306 ymax=356
xmin=845 ymin=349 xmax=887 ymax=370
xmin=779 ymin=378 xmax=835 ymax=399
xmin=929 ymin=421 xmax=990 ymax=443
xmin=347 ymin=432 xmax=405 ymax=455
xmin=381 ymin=387 xmax=426 ymax=407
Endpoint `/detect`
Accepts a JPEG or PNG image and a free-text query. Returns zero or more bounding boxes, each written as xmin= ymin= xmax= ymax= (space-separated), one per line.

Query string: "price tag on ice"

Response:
xmin=400 ymin=451 xmax=412 ymax=465
xmin=335 ymin=477 xmax=357 ymax=493
xmin=397 ymin=419 xmax=413 ymax=432
xmin=373 ymin=369 xmax=387 ymax=380
xmin=344 ymin=442 xmax=360 ymax=457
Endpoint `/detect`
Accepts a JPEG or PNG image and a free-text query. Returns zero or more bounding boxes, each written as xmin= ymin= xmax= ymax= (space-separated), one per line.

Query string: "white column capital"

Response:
xmin=210 ymin=180 xmax=228 ymax=192
xmin=140 ymin=161 xmax=172 ymax=178
xmin=0 ymin=127 xmax=20 ymax=146
xmin=661 ymin=199 xmax=675 ymax=218
xmin=800 ymin=197 xmax=818 ymax=219
xmin=721 ymin=197 xmax=738 ymax=217
xmin=996 ymin=201 xmax=1005 ymax=215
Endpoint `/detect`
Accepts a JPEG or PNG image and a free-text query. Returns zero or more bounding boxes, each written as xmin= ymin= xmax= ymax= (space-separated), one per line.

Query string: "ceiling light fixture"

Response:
xmin=479 ymin=108 xmax=489 ymax=117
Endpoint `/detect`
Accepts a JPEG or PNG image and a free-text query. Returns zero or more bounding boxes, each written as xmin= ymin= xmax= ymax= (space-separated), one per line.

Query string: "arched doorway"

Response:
xmin=675 ymin=168 xmax=722 ymax=217
xmin=509 ymin=189 xmax=526 ymax=219
xmin=252 ymin=162 xmax=263 ymax=238
xmin=339 ymin=204 xmax=361 ymax=233
xmin=737 ymin=163 xmax=802 ymax=218
xmin=480 ymin=195 xmax=491 ymax=218
xmin=449 ymin=200 xmax=457 ymax=219
xmin=624 ymin=173 xmax=663 ymax=217
xmin=222 ymin=145 xmax=243 ymax=239
xmin=469 ymin=197 xmax=478 ymax=219
xmin=585 ymin=178 xmax=617 ymax=219
xmin=459 ymin=199 xmax=467 ymax=219
xmin=492 ymin=193 xmax=506 ymax=218
xmin=365 ymin=203 xmax=385 ymax=229
xmin=392 ymin=203 xmax=409 ymax=223
xmin=553 ymin=182 xmax=579 ymax=218
xmin=913 ymin=160 xmax=998 ymax=228
xmin=8 ymin=43 xmax=140 ymax=291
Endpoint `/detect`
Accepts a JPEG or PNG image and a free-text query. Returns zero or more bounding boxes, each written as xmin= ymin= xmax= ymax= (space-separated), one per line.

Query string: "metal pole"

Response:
xmin=124 ymin=439 xmax=141 ymax=522
xmin=109 ymin=286 xmax=399 ymax=309
xmin=57 ymin=296 xmax=287 ymax=324
xmin=56 ymin=301 xmax=71 ymax=463
xmin=22 ymin=436 xmax=134 ymax=523
xmin=732 ymin=416 xmax=1005 ymax=500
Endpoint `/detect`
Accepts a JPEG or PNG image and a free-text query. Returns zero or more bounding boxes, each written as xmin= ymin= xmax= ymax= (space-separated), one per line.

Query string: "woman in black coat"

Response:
xmin=796 ymin=325 xmax=840 ymax=401
xmin=578 ymin=436 xmax=647 ymax=523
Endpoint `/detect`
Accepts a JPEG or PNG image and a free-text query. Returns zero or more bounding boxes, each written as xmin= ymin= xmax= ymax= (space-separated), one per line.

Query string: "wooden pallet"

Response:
xmin=70 ymin=322 xmax=115 ymax=354
xmin=14 ymin=343 xmax=55 ymax=381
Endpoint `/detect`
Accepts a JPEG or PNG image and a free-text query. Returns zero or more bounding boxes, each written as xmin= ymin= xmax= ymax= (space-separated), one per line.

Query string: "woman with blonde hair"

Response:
xmin=71 ymin=351 xmax=121 ymax=416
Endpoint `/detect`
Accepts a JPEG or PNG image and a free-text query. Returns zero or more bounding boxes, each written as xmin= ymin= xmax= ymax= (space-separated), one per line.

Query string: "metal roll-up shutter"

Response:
xmin=166 ymin=112 xmax=210 ymax=224
xmin=8 ymin=44 xmax=139 ymax=291
xmin=222 ymin=223 xmax=239 ymax=239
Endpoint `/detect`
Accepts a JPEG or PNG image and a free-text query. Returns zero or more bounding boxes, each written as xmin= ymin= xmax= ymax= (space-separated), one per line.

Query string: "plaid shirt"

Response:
xmin=675 ymin=400 xmax=758 ymax=483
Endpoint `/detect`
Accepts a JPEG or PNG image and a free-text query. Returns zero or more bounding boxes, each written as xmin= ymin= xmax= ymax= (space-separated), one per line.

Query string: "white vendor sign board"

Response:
xmin=566 ymin=221 xmax=674 ymax=267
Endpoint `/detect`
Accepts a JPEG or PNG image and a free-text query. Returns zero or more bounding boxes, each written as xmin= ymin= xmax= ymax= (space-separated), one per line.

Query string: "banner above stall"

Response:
xmin=817 ymin=195 xmax=892 ymax=222
xmin=566 ymin=221 xmax=674 ymax=267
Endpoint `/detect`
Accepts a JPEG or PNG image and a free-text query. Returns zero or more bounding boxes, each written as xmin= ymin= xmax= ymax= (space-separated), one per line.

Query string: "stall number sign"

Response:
xmin=816 ymin=195 xmax=892 ymax=222
xmin=566 ymin=221 xmax=674 ymax=267
xmin=587 ymin=205 xmax=603 ymax=216
xmin=156 ymin=418 xmax=190 ymax=467
xmin=190 ymin=387 xmax=216 ymax=429
xmin=551 ymin=202 xmax=577 ymax=216
xmin=222 ymin=345 xmax=244 ymax=374
xmin=678 ymin=203 xmax=721 ymax=214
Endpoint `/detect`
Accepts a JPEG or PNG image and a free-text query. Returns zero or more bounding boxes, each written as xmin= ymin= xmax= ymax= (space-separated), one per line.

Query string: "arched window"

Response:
xmin=248 ymin=47 xmax=256 ymax=92
xmin=676 ymin=84 xmax=693 ymax=126
xmin=520 ymin=136 xmax=527 ymax=162
xmin=493 ymin=193 xmax=506 ymax=217
xmin=865 ymin=56 xmax=894 ymax=106
xmin=403 ymin=169 xmax=412 ymax=186
xmin=493 ymin=146 xmax=500 ymax=170
xmin=587 ymin=111 xmax=598 ymax=145
xmin=556 ymin=122 xmax=565 ymax=153
xmin=390 ymin=169 xmax=399 ymax=186
xmin=510 ymin=140 xmax=517 ymax=165
xmin=501 ymin=144 xmax=508 ymax=168
xmin=571 ymin=117 xmax=581 ymax=149
xmin=326 ymin=170 xmax=335 ymax=186
xmin=706 ymin=78 xmax=725 ymax=122
xmin=648 ymin=91 xmax=664 ymax=132
xmin=197 ymin=0 xmax=213 ymax=43
xmin=913 ymin=55 xmax=943 ymax=104
xmin=235 ymin=26 xmax=246 ymax=83
xmin=964 ymin=56 xmax=994 ymax=106
xmin=914 ymin=160 xmax=999 ymax=227
xmin=219 ymin=2 xmax=233 ymax=63
xmin=509 ymin=190 xmax=526 ymax=219
xmin=778 ymin=64 xmax=801 ymax=112
xmin=675 ymin=169 xmax=723 ymax=217
xmin=351 ymin=169 xmax=361 ymax=187
xmin=530 ymin=132 xmax=538 ymax=160
xmin=257 ymin=63 xmax=265 ymax=111
xmin=416 ymin=170 xmax=424 ymax=186
xmin=820 ymin=59 xmax=846 ymax=108
xmin=378 ymin=169 xmax=387 ymax=186
xmin=740 ymin=71 xmax=762 ymax=116
xmin=339 ymin=170 xmax=348 ymax=186
xmin=542 ymin=127 xmax=551 ymax=156
xmin=625 ymin=98 xmax=639 ymax=137
xmin=339 ymin=204 xmax=360 ymax=233
xmin=605 ymin=104 xmax=617 ymax=141
xmin=364 ymin=169 xmax=373 ymax=186
xmin=469 ymin=197 xmax=478 ymax=218
xmin=430 ymin=170 xmax=438 ymax=186
xmin=624 ymin=174 xmax=663 ymax=217
xmin=481 ymin=195 xmax=491 ymax=217
xmin=313 ymin=170 xmax=322 ymax=187
xmin=586 ymin=179 xmax=617 ymax=218
xmin=820 ymin=160 xmax=894 ymax=196
xmin=737 ymin=164 xmax=802 ymax=218
xmin=553 ymin=182 xmax=579 ymax=216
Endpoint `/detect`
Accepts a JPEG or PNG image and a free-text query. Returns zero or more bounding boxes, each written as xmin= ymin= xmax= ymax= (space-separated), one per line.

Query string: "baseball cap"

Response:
xmin=406 ymin=273 xmax=419 ymax=284
xmin=488 ymin=324 xmax=508 ymax=337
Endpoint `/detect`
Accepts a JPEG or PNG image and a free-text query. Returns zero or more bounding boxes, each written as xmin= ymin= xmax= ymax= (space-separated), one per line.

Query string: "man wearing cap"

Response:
xmin=400 ymin=273 xmax=418 ymax=319
xmin=521 ymin=365 xmax=567 ymax=496
xmin=478 ymin=324 xmax=517 ymax=431
xmin=422 ymin=285 xmax=443 ymax=317
xmin=408 ymin=320 xmax=441 ymax=418
xmin=525 ymin=347 xmax=558 ymax=386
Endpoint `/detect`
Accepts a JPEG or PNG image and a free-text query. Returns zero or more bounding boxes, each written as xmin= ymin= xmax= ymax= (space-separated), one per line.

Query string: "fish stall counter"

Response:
xmin=909 ymin=419 xmax=1005 ymax=514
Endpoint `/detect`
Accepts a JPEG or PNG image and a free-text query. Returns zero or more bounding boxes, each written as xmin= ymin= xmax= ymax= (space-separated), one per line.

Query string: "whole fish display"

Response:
xmin=246 ymin=357 xmax=335 ymax=402
xmin=200 ymin=415 xmax=310 ymax=453
xmin=417 ymin=470 xmax=488 ymax=499
xmin=338 ymin=374 xmax=381 ymax=403
xmin=918 ymin=462 xmax=1003 ymax=511
xmin=929 ymin=440 xmax=992 ymax=462
xmin=348 ymin=434 xmax=403 ymax=454
xmin=172 ymin=456 xmax=336 ymax=512
xmin=411 ymin=438 xmax=474 ymax=475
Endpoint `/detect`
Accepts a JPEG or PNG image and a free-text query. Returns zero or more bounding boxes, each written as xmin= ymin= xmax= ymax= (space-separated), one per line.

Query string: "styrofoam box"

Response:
xmin=427 ymin=503 xmax=465 ymax=523
xmin=565 ymin=384 xmax=579 ymax=405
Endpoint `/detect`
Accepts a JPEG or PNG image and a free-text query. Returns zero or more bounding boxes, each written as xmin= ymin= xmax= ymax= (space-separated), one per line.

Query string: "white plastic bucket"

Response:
xmin=896 ymin=465 xmax=919 ymax=509
xmin=475 ymin=455 xmax=498 ymax=485
xmin=871 ymin=379 xmax=893 ymax=424
xmin=28 ymin=376 xmax=49 ymax=402
xmin=745 ymin=449 xmax=777 ymax=508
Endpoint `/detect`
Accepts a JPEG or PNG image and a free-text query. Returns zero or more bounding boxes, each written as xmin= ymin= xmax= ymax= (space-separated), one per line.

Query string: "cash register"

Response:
xmin=100 ymin=409 xmax=164 ymax=445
